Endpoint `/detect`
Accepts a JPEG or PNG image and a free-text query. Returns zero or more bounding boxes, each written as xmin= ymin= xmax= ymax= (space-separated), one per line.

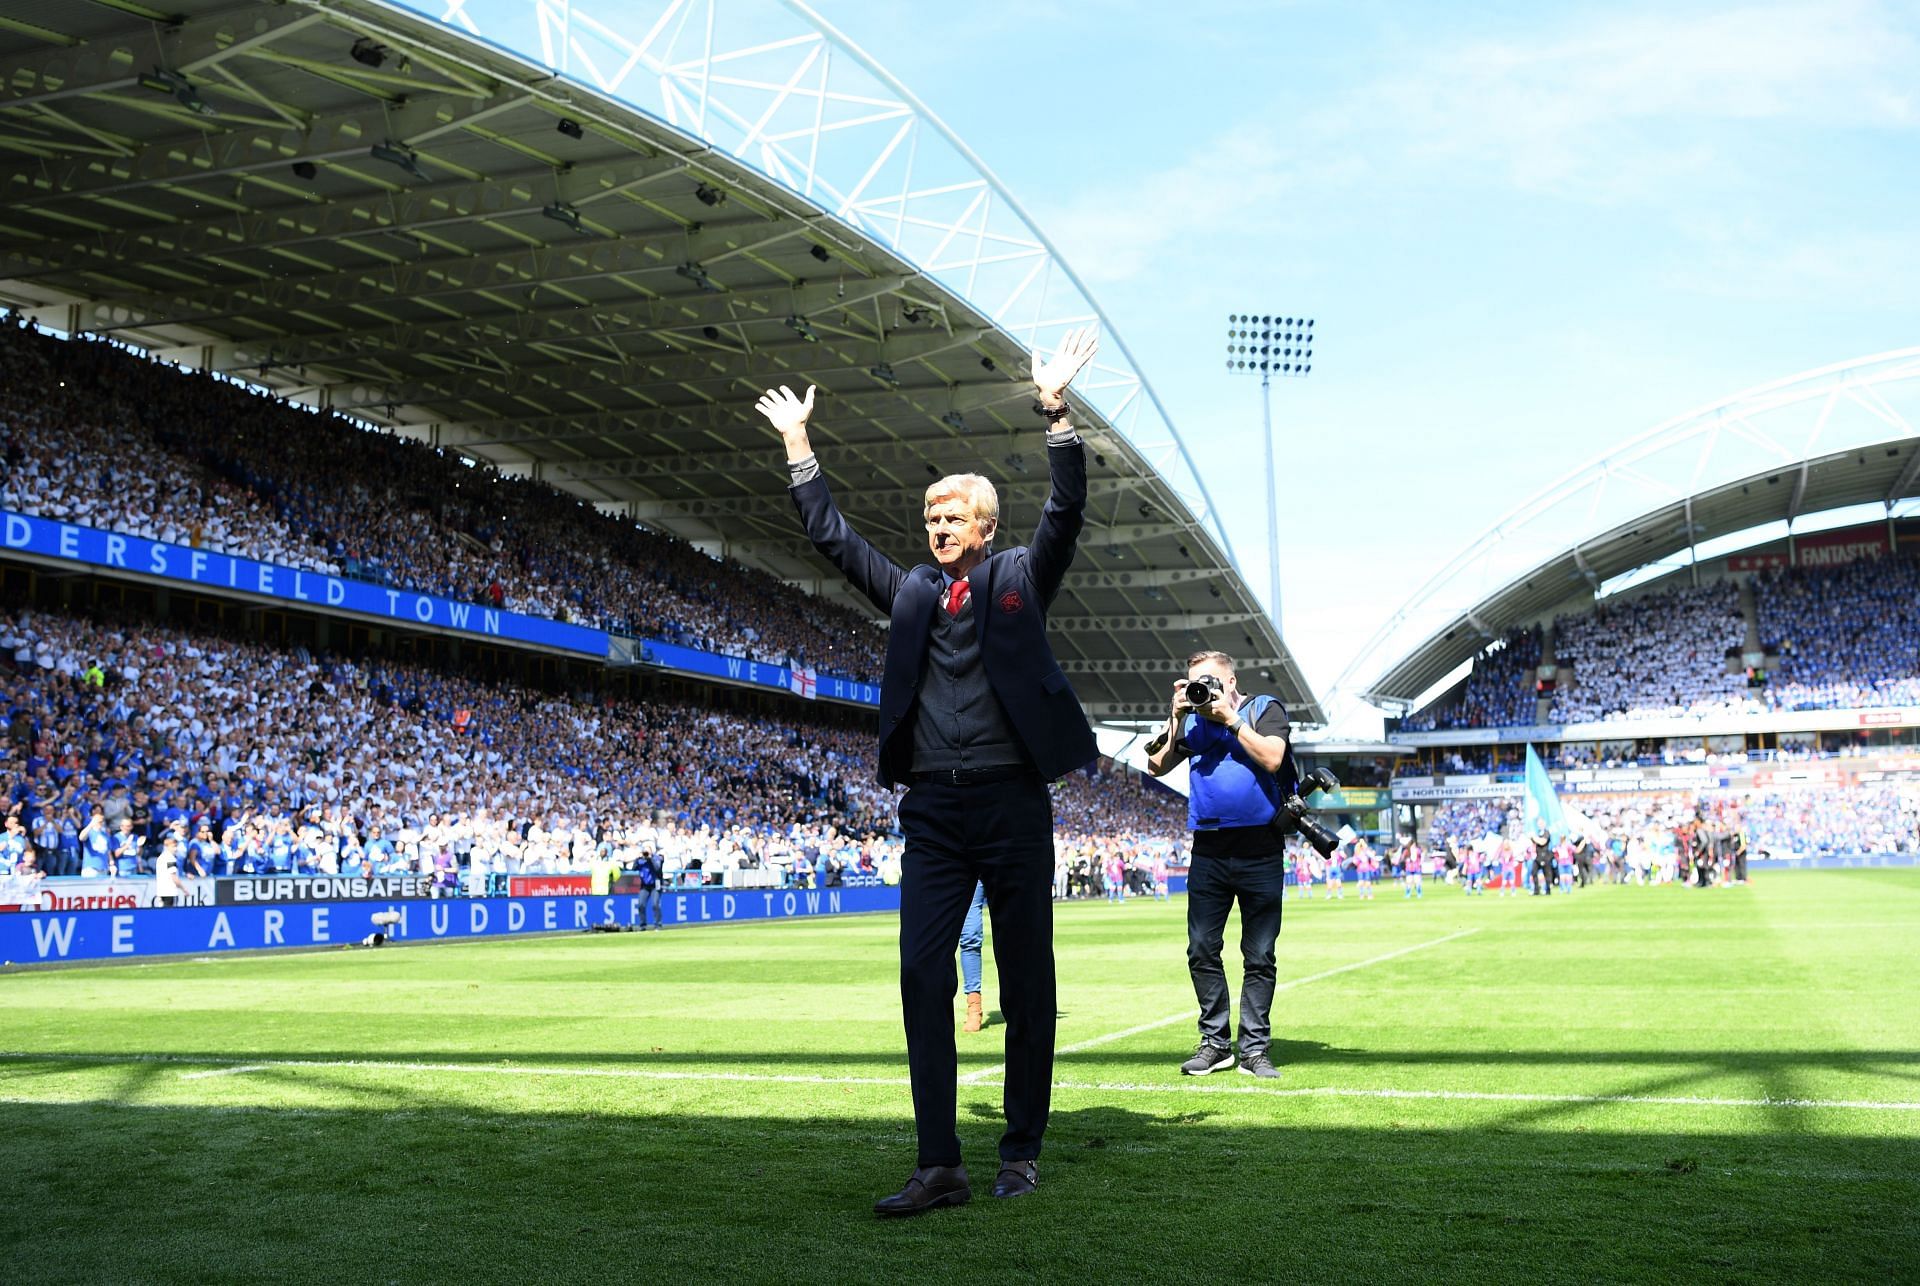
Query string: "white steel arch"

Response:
xmin=1346 ymin=345 xmax=1920 ymax=706
xmin=384 ymin=0 xmax=1242 ymax=573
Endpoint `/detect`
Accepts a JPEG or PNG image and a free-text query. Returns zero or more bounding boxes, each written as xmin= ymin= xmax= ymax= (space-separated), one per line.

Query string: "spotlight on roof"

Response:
xmin=979 ymin=356 xmax=996 ymax=372
xmin=868 ymin=362 xmax=900 ymax=389
xmin=808 ymin=244 xmax=832 ymax=263
xmin=370 ymin=141 xmax=427 ymax=181
xmin=1003 ymin=451 xmax=1029 ymax=475
xmin=901 ymin=305 xmax=927 ymax=324
xmin=785 ymin=315 xmax=818 ymax=343
xmin=556 ymin=118 xmax=584 ymax=140
xmin=350 ymin=37 xmax=389 ymax=68
xmin=675 ymin=262 xmax=721 ymax=292
xmin=695 ymin=183 xmax=725 ymax=207
xmin=701 ymin=325 xmax=721 ymax=340
xmin=542 ymin=202 xmax=584 ymax=234
xmin=139 ymin=68 xmax=216 ymax=116
xmin=291 ymin=160 xmax=318 ymax=181
xmin=941 ymin=411 xmax=967 ymax=433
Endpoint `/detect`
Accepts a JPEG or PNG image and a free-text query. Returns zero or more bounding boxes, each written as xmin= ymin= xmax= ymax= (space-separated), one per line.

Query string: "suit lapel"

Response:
xmin=971 ymin=553 xmax=997 ymax=645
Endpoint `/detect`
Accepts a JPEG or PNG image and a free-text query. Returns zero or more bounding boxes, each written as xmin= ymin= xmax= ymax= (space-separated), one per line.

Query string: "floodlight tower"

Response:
xmin=1225 ymin=313 xmax=1315 ymax=634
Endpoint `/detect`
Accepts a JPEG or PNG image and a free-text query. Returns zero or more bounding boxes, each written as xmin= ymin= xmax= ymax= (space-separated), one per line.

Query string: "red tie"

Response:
xmin=946 ymin=579 xmax=970 ymax=616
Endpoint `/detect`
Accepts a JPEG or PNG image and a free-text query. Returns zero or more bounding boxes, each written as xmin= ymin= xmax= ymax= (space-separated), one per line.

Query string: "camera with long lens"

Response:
xmin=1183 ymin=674 xmax=1224 ymax=708
xmin=1270 ymin=766 xmax=1342 ymax=858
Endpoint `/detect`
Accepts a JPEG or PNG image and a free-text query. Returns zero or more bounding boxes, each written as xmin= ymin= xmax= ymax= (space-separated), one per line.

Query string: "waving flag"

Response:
xmin=1522 ymin=744 xmax=1568 ymax=841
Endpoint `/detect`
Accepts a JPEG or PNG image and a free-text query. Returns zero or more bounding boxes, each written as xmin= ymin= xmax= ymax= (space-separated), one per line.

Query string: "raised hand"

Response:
xmin=753 ymin=384 xmax=815 ymax=439
xmin=1031 ymin=326 xmax=1099 ymax=403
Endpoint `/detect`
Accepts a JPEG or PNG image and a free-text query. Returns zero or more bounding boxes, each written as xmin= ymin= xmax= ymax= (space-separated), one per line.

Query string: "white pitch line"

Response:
xmin=960 ymin=926 xmax=1483 ymax=1083
xmin=178 ymin=1064 xmax=270 ymax=1080
xmin=0 ymin=1053 xmax=1915 ymax=1113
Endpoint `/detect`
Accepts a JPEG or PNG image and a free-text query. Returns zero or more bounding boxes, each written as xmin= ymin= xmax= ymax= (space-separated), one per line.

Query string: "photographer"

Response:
xmin=1146 ymin=650 xmax=1294 ymax=1080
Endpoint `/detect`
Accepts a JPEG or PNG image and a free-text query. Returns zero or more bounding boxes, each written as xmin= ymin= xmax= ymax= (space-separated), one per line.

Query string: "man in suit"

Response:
xmin=754 ymin=328 xmax=1099 ymax=1216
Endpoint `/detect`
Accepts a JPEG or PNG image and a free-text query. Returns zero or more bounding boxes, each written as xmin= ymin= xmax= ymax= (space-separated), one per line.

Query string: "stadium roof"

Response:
xmin=1358 ymin=349 xmax=1920 ymax=707
xmin=0 ymin=0 xmax=1322 ymax=725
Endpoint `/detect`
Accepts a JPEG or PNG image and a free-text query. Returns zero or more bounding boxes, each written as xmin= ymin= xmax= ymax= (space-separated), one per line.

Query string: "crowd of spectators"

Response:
xmin=1399 ymin=627 xmax=1541 ymax=732
xmin=0 ymin=604 xmax=1185 ymax=897
xmin=0 ymin=318 xmax=886 ymax=682
xmin=1754 ymin=553 xmax=1920 ymax=711
xmin=1550 ymin=581 xmax=1748 ymax=723
xmin=1423 ymin=782 xmax=1920 ymax=860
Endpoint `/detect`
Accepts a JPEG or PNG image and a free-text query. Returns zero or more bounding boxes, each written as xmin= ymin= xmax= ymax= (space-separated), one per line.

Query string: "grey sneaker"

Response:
xmin=1238 ymin=1053 xmax=1281 ymax=1079
xmin=1180 ymin=1042 xmax=1236 ymax=1076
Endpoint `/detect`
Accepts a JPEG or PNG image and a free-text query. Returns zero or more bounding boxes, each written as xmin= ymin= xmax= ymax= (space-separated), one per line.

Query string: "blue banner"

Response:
xmin=0 ymin=886 xmax=902 ymax=965
xmin=639 ymin=638 xmax=880 ymax=707
xmin=1 ymin=510 xmax=610 ymax=658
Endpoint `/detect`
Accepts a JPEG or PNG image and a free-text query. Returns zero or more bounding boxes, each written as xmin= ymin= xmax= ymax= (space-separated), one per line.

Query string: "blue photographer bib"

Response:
xmin=1184 ymin=693 xmax=1284 ymax=830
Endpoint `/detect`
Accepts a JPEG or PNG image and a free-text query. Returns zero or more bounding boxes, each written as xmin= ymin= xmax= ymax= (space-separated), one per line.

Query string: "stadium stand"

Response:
xmin=1753 ymin=554 xmax=1920 ymax=711
xmin=1549 ymin=581 xmax=1748 ymax=723
xmin=0 ymin=318 xmax=887 ymax=682
xmin=1398 ymin=626 xmax=1541 ymax=731
xmin=0 ymin=602 xmax=1184 ymax=890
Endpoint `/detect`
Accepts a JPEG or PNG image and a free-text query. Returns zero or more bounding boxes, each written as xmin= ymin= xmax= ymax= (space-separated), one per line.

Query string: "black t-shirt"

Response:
xmin=1167 ymin=699 xmax=1292 ymax=860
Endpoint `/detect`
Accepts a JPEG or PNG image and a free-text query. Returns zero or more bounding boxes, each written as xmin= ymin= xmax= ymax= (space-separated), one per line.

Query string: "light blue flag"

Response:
xmin=1522 ymin=744 xmax=1567 ymax=841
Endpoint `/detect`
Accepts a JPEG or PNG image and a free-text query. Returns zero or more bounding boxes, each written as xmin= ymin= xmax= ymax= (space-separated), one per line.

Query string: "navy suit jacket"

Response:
xmin=790 ymin=440 xmax=1099 ymax=787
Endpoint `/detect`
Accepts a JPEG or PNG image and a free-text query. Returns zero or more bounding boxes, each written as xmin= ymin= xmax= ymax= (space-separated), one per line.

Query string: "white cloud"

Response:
xmin=1350 ymin=0 xmax=1919 ymax=197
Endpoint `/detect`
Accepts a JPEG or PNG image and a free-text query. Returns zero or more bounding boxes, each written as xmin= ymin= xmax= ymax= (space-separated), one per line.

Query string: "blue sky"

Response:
xmin=822 ymin=0 xmax=1920 ymax=721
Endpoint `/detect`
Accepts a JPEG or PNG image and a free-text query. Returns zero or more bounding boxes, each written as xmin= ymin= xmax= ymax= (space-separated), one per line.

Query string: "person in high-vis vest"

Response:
xmin=1145 ymin=649 xmax=1296 ymax=1080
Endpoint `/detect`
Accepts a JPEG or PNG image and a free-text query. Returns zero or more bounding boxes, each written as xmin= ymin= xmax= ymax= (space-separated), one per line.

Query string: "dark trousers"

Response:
xmin=1532 ymin=858 xmax=1553 ymax=894
xmin=1185 ymin=851 xmax=1285 ymax=1058
xmin=896 ymin=775 xmax=1056 ymax=1167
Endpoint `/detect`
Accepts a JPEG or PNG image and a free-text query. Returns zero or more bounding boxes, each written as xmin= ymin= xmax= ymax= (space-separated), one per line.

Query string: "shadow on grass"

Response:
xmin=0 ymin=1096 xmax=1914 ymax=1284
xmin=11 ymin=1043 xmax=1915 ymax=1078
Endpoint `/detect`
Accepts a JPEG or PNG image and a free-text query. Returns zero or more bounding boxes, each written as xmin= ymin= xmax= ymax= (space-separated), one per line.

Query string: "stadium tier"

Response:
xmin=0 ymin=318 xmax=887 ymax=683
xmin=0 ymin=602 xmax=1183 ymax=900
xmin=1402 ymin=550 xmax=1920 ymax=732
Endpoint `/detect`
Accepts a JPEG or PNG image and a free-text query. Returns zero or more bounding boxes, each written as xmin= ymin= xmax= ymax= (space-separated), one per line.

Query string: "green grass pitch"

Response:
xmin=2 ymin=871 xmax=1916 ymax=1284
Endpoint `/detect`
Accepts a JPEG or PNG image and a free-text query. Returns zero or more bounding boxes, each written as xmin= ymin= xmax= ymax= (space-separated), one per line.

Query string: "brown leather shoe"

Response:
xmin=991 ymin=1159 xmax=1038 ymax=1199
xmin=963 ymin=993 xmax=985 ymax=1032
xmin=873 ymin=1164 xmax=971 ymax=1217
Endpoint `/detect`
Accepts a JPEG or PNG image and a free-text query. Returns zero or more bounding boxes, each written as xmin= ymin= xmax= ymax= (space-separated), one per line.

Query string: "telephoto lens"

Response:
xmin=1184 ymin=675 xmax=1222 ymax=707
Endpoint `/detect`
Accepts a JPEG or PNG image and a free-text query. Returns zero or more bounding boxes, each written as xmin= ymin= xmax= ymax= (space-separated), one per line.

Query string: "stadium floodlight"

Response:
xmin=695 ymin=183 xmax=726 ymax=207
xmin=370 ymin=141 xmax=427 ymax=181
xmin=350 ymin=37 xmax=389 ymax=68
xmin=1226 ymin=312 xmax=1319 ymax=633
xmin=556 ymin=118 xmax=584 ymax=140
xmin=941 ymin=410 xmax=968 ymax=433
xmin=675 ymin=261 xmax=722 ymax=292
xmin=542 ymin=202 xmax=585 ymax=234
xmin=139 ymin=68 xmax=216 ymax=116
xmin=809 ymin=244 xmax=832 ymax=263
xmin=868 ymin=362 xmax=900 ymax=389
xmin=785 ymin=315 xmax=819 ymax=342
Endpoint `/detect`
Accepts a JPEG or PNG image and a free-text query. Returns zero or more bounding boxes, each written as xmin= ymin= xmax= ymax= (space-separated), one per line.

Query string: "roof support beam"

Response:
xmin=173 ymin=273 xmax=922 ymax=373
xmin=0 ymin=3 xmax=321 ymax=111
xmin=312 ymin=358 xmax=1034 ymax=419
xmin=1786 ymin=461 xmax=1810 ymax=522
xmin=2 ymin=85 xmax=516 ymax=216
xmin=1887 ymin=444 xmax=1920 ymax=506
xmin=6 ymin=151 xmax=678 ymax=283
